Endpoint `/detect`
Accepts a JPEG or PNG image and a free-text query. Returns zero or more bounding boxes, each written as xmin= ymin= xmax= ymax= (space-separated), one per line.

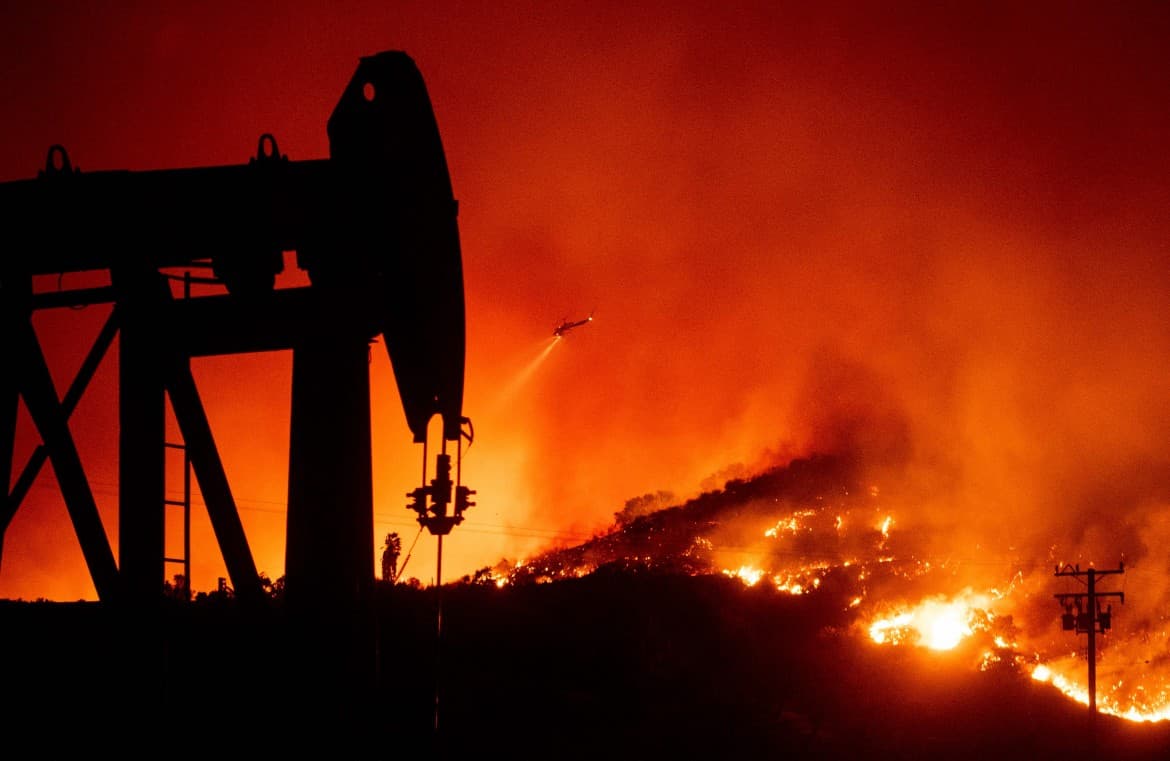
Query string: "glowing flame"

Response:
xmin=774 ymin=572 xmax=823 ymax=595
xmin=764 ymin=510 xmax=814 ymax=538
xmin=1031 ymin=663 xmax=1170 ymax=723
xmin=868 ymin=591 xmax=995 ymax=651
xmin=722 ymin=560 xmax=829 ymax=595
xmin=725 ymin=565 xmax=764 ymax=586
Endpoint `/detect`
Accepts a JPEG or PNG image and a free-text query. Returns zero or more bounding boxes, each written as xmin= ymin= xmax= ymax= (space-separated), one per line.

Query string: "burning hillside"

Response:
xmin=488 ymin=450 xmax=1170 ymax=725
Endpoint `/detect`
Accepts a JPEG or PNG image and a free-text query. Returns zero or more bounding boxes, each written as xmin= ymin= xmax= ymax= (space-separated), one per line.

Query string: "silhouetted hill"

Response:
xmin=3 ymin=573 xmax=1169 ymax=760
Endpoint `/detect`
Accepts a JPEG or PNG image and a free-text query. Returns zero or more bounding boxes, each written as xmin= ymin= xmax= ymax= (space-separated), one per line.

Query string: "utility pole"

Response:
xmin=1053 ymin=563 xmax=1125 ymax=718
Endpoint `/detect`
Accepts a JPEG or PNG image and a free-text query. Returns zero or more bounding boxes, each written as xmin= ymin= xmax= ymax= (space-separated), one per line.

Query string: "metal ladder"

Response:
xmin=163 ymin=439 xmax=192 ymax=599
xmin=162 ymin=270 xmax=194 ymax=599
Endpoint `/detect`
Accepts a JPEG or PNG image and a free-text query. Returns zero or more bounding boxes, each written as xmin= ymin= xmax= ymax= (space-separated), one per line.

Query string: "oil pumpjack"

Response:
xmin=0 ymin=51 xmax=472 ymax=724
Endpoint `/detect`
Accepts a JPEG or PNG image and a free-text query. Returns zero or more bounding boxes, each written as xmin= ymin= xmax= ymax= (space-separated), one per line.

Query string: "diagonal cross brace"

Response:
xmin=9 ymin=318 xmax=120 ymax=601
xmin=4 ymin=308 xmax=120 ymax=527
xmin=163 ymin=359 xmax=265 ymax=605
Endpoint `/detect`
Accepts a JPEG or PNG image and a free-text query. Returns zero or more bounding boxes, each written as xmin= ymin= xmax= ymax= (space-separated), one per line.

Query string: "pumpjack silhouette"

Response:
xmin=0 ymin=50 xmax=472 ymax=728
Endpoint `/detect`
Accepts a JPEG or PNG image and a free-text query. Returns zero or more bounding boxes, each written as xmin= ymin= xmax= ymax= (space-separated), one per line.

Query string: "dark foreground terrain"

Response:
xmin=3 ymin=573 xmax=1168 ymax=760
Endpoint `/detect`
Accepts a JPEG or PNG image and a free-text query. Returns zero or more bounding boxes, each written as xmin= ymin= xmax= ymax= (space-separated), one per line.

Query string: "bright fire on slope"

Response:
xmin=867 ymin=591 xmax=1170 ymax=723
xmin=491 ymin=455 xmax=1170 ymax=725
xmin=868 ymin=590 xmax=996 ymax=651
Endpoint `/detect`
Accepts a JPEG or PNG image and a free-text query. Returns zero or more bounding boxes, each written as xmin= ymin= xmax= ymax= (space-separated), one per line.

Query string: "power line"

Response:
xmin=10 ymin=479 xmax=1158 ymax=579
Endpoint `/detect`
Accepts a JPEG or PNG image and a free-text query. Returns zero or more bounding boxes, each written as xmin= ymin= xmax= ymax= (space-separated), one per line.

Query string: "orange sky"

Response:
xmin=2 ymin=2 xmax=1170 ymax=601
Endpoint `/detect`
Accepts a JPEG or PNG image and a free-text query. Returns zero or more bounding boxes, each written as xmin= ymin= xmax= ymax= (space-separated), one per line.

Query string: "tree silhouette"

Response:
xmin=614 ymin=490 xmax=675 ymax=527
xmin=163 ymin=573 xmax=190 ymax=600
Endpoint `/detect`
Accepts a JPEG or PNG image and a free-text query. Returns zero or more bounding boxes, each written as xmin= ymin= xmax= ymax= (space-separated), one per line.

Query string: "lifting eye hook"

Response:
xmin=252 ymin=133 xmax=286 ymax=165
xmin=41 ymin=145 xmax=77 ymax=178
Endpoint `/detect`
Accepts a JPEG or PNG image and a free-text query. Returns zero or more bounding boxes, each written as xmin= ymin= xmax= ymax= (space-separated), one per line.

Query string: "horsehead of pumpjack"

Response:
xmin=309 ymin=50 xmax=467 ymax=448
xmin=313 ymin=50 xmax=477 ymax=533
xmin=318 ymin=50 xmax=475 ymax=536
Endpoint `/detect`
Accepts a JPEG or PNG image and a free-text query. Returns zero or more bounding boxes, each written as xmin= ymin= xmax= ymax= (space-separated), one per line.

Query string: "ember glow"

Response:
xmin=722 ymin=562 xmax=827 ymax=595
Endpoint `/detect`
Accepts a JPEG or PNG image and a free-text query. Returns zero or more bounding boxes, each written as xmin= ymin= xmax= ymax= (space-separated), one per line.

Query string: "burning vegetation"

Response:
xmin=479 ymin=451 xmax=1170 ymax=725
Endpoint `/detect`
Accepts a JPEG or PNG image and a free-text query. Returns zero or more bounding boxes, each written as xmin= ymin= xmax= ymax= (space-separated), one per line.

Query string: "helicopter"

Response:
xmin=553 ymin=311 xmax=593 ymax=338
